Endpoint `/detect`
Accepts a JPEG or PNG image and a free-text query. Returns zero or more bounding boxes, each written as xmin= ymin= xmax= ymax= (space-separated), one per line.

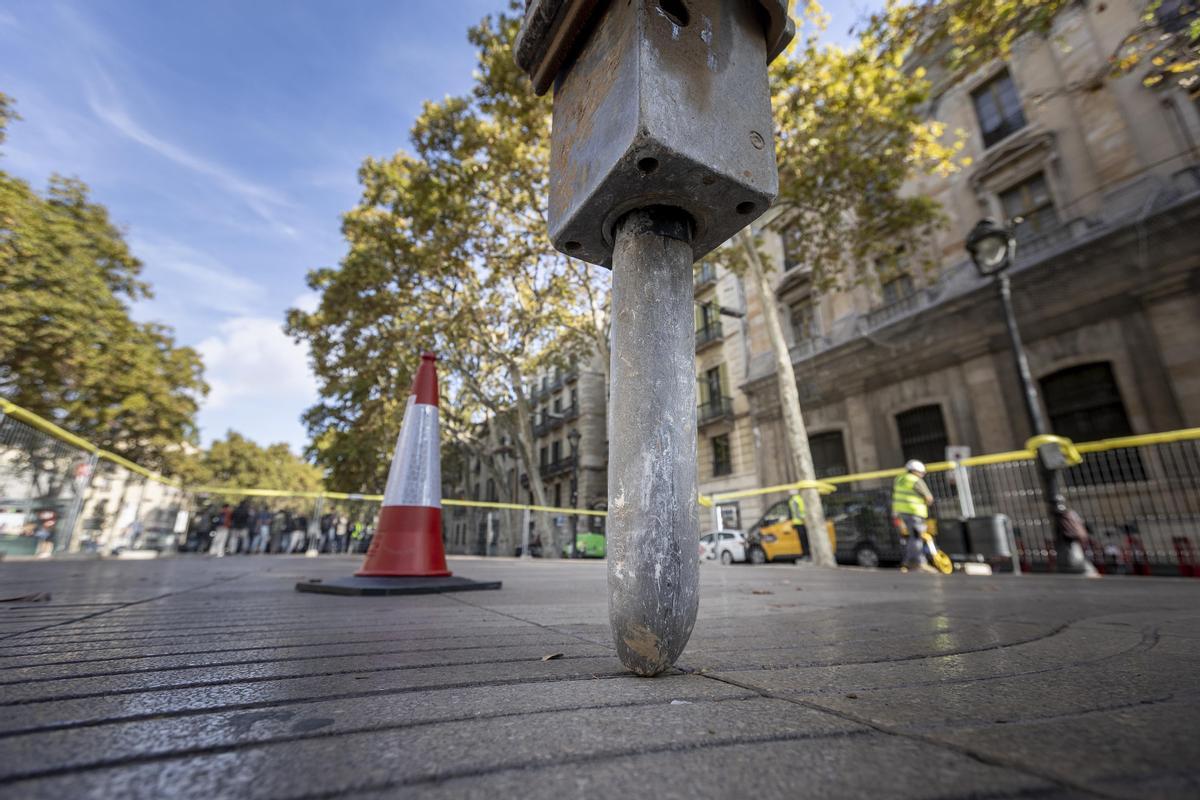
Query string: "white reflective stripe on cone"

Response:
xmin=382 ymin=397 xmax=442 ymax=509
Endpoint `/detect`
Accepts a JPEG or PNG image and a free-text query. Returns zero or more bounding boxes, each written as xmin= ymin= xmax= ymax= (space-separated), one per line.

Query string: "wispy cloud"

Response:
xmin=291 ymin=291 xmax=321 ymax=314
xmin=45 ymin=3 xmax=298 ymax=238
xmin=86 ymin=79 xmax=298 ymax=238
xmin=131 ymin=234 xmax=265 ymax=317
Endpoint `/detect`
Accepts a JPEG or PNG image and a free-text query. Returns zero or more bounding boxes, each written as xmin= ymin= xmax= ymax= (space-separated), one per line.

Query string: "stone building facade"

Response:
xmin=698 ymin=1 xmax=1200 ymax=520
xmin=693 ymin=260 xmax=777 ymax=532
xmin=445 ymin=351 xmax=609 ymax=556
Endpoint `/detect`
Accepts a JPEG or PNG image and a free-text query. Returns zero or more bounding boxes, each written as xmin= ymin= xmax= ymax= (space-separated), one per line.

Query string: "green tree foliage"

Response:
xmin=0 ymin=92 xmax=17 ymax=146
xmin=766 ymin=8 xmax=967 ymax=290
xmin=875 ymin=0 xmax=1198 ymax=94
xmin=289 ymin=10 xmax=605 ymax=556
xmin=0 ymin=96 xmax=207 ymax=472
xmin=184 ymin=430 xmax=324 ymax=495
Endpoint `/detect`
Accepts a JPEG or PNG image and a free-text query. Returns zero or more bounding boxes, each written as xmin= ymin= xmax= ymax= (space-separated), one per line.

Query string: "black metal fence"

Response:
xmin=830 ymin=436 xmax=1200 ymax=576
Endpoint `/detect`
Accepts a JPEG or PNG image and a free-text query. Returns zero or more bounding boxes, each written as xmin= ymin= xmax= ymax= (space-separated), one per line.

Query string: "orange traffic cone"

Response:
xmin=296 ymin=353 xmax=501 ymax=596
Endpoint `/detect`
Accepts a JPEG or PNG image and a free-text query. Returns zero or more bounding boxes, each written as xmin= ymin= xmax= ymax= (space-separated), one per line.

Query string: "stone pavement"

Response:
xmin=0 ymin=556 xmax=1197 ymax=799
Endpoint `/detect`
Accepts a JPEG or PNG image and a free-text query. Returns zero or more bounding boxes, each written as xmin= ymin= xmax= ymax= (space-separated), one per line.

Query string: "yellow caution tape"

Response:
xmin=191 ymin=487 xmax=605 ymax=517
xmin=703 ymin=478 xmax=837 ymax=505
xmin=6 ymin=396 xmax=1200 ymax=520
xmin=0 ymin=399 xmax=182 ymax=486
xmin=1074 ymin=428 xmax=1200 ymax=452
xmin=442 ymin=499 xmax=607 ymax=517
xmin=1025 ymin=434 xmax=1083 ymax=467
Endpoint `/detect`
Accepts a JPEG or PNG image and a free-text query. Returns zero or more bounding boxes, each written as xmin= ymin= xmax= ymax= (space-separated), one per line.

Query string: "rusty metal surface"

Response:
xmin=516 ymin=0 xmax=794 ymax=95
xmin=546 ymin=0 xmax=779 ymax=267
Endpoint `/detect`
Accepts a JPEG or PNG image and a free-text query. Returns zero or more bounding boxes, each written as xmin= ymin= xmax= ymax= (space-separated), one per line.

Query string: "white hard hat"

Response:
xmin=905 ymin=459 xmax=926 ymax=474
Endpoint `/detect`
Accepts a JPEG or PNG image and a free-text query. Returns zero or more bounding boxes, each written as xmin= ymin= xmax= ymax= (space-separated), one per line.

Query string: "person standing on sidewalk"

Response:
xmin=210 ymin=503 xmax=233 ymax=557
xmin=288 ymin=512 xmax=308 ymax=553
xmin=251 ymin=505 xmax=272 ymax=553
xmin=892 ymin=460 xmax=936 ymax=573
xmin=230 ymin=500 xmax=251 ymax=555
xmin=787 ymin=492 xmax=813 ymax=559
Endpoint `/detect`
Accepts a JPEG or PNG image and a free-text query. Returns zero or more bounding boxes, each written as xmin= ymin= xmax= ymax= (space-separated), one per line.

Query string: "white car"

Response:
xmin=699 ymin=530 xmax=748 ymax=565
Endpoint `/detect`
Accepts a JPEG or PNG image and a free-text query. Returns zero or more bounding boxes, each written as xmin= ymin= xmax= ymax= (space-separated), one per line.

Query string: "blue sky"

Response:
xmin=1 ymin=0 xmax=878 ymax=455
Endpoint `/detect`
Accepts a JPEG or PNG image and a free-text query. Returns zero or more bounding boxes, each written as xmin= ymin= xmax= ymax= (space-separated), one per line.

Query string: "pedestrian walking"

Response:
xmin=251 ymin=505 xmax=272 ymax=553
xmin=336 ymin=515 xmax=349 ymax=553
xmin=210 ymin=503 xmax=233 ymax=557
xmin=231 ymin=500 xmax=251 ymax=554
xmin=787 ymin=491 xmax=812 ymax=558
xmin=320 ymin=511 xmax=335 ymax=553
xmin=34 ymin=510 xmax=56 ymax=558
xmin=892 ymin=460 xmax=937 ymax=574
xmin=288 ymin=512 xmax=307 ymax=553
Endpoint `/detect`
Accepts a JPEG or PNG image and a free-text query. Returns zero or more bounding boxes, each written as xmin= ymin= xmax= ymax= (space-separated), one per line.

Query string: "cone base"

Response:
xmin=355 ymin=505 xmax=449 ymax=577
xmin=295 ymin=575 xmax=502 ymax=596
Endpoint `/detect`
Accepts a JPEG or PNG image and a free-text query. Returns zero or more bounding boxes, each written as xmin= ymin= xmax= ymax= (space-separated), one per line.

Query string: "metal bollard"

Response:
xmin=516 ymin=0 xmax=794 ymax=675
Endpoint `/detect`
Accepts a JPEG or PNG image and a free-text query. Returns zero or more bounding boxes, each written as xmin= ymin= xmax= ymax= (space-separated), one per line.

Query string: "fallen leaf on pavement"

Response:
xmin=751 ymin=589 xmax=773 ymax=595
xmin=541 ymin=653 xmax=564 ymax=661
xmin=0 ymin=592 xmax=51 ymax=603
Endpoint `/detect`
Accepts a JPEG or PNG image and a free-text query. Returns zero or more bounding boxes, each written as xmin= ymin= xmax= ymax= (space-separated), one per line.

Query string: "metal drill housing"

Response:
xmin=516 ymin=0 xmax=795 ymax=267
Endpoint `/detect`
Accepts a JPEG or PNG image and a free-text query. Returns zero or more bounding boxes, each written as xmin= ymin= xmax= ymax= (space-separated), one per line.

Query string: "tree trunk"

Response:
xmin=508 ymin=365 xmax=558 ymax=557
xmin=739 ymin=231 xmax=836 ymax=567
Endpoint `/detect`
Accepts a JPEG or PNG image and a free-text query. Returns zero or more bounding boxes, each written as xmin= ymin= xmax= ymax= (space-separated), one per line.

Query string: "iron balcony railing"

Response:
xmin=697 ymin=396 xmax=733 ymax=426
xmin=694 ymin=263 xmax=717 ymax=291
xmin=532 ymin=403 xmax=580 ymax=438
xmin=695 ymin=323 xmax=723 ymax=350
xmin=539 ymin=455 xmax=578 ymax=478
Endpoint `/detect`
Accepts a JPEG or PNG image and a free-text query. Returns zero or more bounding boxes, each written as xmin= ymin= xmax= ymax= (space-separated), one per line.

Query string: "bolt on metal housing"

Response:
xmin=516 ymin=0 xmax=794 ymax=267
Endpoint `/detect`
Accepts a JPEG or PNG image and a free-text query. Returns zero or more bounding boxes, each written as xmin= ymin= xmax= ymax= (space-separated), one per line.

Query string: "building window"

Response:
xmin=880 ymin=273 xmax=914 ymax=306
xmin=972 ymin=69 xmax=1026 ymax=148
xmin=553 ymin=396 xmax=561 ymax=413
xmin=789 ymin=298 xmax=814 ymax=343
xmin=551 ymin=440 xmax=561 ymax=463
xmin=1000 ymin=172 xmax=1058 ymax=242
xmin=486 ymin=478 xmax=497 ymax=503
xmin=554 ymin=483 xmax=562 ymax=508
xmin=698 ymin=366 xmax=727 ymax=420
xmin=696 ymin=301 xmax=722 ymax=346
xmin=712 ymin=434 xmax=733 ymax=477
xmin=782 ymin=227 xmax=802 ymax=271
xmin=539 ymin=446 xmax=548 ymax=467
xmin=896 ymin=405 xmax=949 ymax=465
xmin=1041 ymin=362 xmax=1143 ymax=483
xmin=809 ymin=431 xmax=848 ymax=478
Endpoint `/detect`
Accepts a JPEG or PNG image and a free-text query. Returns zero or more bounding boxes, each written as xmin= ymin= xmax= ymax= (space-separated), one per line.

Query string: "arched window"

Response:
xmin=896 ymin=405 xmax=949 ymax=465
xmin=1041 ymin=362 xmax=1143 ymax=483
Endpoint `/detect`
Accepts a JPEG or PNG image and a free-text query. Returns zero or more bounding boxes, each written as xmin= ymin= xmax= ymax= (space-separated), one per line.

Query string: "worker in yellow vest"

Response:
xmin=892 ymin=460 xmax=936 ymax=573
xmin=788 ymin=492 xmax=812 ymax=557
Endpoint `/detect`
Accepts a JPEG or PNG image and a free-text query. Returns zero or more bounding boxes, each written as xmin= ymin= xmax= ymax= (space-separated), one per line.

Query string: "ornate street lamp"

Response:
xmin=966 ymin=218 xmax=1088 ymax=573
xmin=965 ymin=217 xmax=1016 ymax=276
xmin=567 ymin=427 xmax=581 ymax=558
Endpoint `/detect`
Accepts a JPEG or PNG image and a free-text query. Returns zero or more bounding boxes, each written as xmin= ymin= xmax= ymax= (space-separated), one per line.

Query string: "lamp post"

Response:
xmin=567 ymin=427 xmax=581 ymax=559
xmin=965 ymin=218 xmax=1087 ymax=574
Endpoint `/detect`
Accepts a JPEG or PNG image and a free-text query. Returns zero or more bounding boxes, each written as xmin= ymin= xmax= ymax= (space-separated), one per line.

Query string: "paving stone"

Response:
xmin=1 ymin=697 xmax=862 ymax=799
xmin=0 ymin=555 xmax=1196 ymax=799
xmin=375 ymin=736 xmax=1062 ymax=800
xmin=0 ymin=674 xmax=755 ymax=781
